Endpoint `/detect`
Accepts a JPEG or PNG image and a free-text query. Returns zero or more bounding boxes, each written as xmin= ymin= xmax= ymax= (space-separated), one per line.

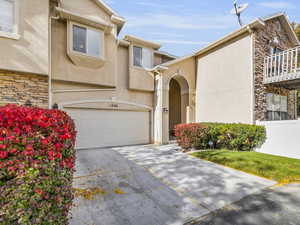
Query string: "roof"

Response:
xmin=195 ymin=12 xmax=299 ymax=57
xmin=124 ymin=35 xmax=161 ymax=50
xmin=262 ymin=12 xmax=299 ymax=46
xmin=154 ymin=50 xmax=177 ymax=60
xmin=92 ymin=0 xmax=125 ymax=34
xmin=160 ymin=53 xmax=194 ymax=67
xmin=56 ymin=7 xmax=113 ymax=33
xmin=55 ymin=0 xmax=125 ymax=34
xmin=161 ymin=12 xmax=299 ymax=68
xmin=92 ymin=0 xmax=121 ymax=17
xmin=194 ymin=19 xmax=264 ymax=56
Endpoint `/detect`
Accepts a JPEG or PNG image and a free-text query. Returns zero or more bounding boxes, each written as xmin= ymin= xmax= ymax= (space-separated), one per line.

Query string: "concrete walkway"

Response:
xmin=70 ymin=144 xmax=276 ymax=225
xmin=114 ymin=144 xmax=276 ymax=212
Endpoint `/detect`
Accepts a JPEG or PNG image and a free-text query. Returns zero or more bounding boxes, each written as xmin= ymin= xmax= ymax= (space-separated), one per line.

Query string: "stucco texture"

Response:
xmin=0 ymin=0 xmax=49 ymax=75
xmin=196 ymin=34 xmax=253 ymax=124
xmin=52 ymin=45 xmax=153 ymax=109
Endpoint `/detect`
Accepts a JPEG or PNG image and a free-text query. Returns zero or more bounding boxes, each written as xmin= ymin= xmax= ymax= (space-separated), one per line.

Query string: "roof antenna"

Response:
xmin=231 ymin=0 xmax=249 ymax=27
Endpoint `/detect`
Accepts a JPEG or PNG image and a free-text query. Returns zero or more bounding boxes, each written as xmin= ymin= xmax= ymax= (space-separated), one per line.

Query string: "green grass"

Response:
xmin=192 ymin=150 xmax=300 ymax=184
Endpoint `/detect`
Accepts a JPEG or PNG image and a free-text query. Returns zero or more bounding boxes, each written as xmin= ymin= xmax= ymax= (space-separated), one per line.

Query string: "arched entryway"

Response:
xmin=169 ymin=75 xmax=189 ymax=139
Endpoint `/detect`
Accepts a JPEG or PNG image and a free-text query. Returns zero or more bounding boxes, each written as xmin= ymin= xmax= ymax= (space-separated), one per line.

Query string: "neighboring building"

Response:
xmin=0 ymin=0 xmax=299 ymax=149
xmin=0 ymin=0 xmax=49 ymax=108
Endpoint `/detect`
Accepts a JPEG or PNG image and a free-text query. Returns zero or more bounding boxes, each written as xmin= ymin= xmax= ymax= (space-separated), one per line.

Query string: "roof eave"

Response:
xmin=91 ymin=0 xmax=125 ymax=35
xmin=279 ymin=15 xmax=300 ymax=46
xmin=194 ymin=20 xmax=265 ymax=57
xmin=55 ymin=7 xmax=113 ymax=33
xmin=124 ymin=35 xmax=161 ymax=50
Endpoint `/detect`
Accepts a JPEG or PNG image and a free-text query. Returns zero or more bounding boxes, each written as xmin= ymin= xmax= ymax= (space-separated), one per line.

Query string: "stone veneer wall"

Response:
xmin=0 ymin=70 xmax=48 ymax=108
xmin=253 ymin=18 xmax=297 ymax=121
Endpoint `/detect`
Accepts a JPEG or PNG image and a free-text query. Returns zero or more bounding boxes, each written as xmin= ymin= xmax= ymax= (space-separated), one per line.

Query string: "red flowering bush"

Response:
xmin=175 ymin=122 xmax=266 ymax=151
xmin=175 ymin=123 xmax=208 ymax=150
xmin=0 ymin=104 xmax=76 ymax=224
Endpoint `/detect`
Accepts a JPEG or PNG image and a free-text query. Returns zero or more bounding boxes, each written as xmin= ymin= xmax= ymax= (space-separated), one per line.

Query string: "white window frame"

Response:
xmin=68 ymin=21 xmax=105 ymax=60
xmin=0 ymin=0 xmax=20 ymax=40
xmin=132 ymin=45 xmax=153 ymax=69
xmin=266 ymin=93 xmax=288 ymax=121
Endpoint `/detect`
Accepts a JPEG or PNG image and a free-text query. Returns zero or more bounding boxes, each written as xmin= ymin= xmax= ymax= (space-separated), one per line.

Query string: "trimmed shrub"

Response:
xmin=175 ymin=122 xmax=266 ymax=151
xmin=0 ymin=104 xmax=76 ymax=224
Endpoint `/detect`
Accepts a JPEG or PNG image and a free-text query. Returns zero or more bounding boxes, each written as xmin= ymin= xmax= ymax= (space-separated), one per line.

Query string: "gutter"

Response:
xmin=146 ymin=65 xmax=169 ymax=73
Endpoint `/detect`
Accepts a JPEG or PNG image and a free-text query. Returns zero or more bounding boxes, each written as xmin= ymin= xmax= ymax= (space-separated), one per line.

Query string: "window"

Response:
xmin=270 ymin=46 xmax=283 ymax=55
xmin=133 ymin=46 xmax=142 ymax=67
xmin=0 ymin=0 xmax=16 ymax=33
xmin=72 ymin=25 xmax=102 ymax=57
xmin=133 ymin=46 xmax=152 ymax=69
xmin=266 ymin=93 xmax=288 ymax=121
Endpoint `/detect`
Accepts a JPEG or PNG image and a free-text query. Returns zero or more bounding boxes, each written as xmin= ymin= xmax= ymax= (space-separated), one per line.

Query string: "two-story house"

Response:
xmin=0 ymin=0 xmax=299 ymax=153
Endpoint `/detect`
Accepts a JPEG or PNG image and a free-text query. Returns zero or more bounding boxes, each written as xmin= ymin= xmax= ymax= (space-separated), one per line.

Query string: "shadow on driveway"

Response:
xmin=114 ymin=144 xmax=276 ymax=211
xmin=69 ymin=148 xmax=208 ymax=225
xmin=189 ymin=183 xmax=300 ymax=225
xmin=70 ymin=144 xmax=276 ymax=225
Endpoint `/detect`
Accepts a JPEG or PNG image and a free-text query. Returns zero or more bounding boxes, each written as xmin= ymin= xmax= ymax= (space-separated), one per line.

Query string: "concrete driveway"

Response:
xmin=190 ymin=183 xmax=300 ymax=225
xmin=70 ymin=144 xmax=276 ymax=225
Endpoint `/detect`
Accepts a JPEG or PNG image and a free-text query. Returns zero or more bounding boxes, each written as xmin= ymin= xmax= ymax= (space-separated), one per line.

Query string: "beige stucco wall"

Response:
xmin=60 ymin=0 xmax=112 ymax=25
xmin=154 ymin=56 xmax=196 ymax=144
xmin=51 ymin=19 xmax=117 ymax=87
xmin=162 ymin=57 xmax=196 ymax=92
xmin=196 ymin=33 xmax=253 ymax=124
xmin=0 ymin=0 xmax=49 ymax=75
xmin=128 ymin=45 xmax=155 ymax=92
xmin=52 ymin=45 xmax=153 ymax=109
xmin=163 ymin=57 xmax=196 ymax=125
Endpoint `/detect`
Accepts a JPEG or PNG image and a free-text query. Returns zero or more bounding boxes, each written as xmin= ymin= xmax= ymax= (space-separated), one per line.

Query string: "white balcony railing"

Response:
xmin=264 ymin=46 xmax=300 ymax=84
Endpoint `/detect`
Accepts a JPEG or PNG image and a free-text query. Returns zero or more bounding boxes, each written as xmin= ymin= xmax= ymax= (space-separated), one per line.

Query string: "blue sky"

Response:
xmin=104 ymin=0 xmax=300 ymax=56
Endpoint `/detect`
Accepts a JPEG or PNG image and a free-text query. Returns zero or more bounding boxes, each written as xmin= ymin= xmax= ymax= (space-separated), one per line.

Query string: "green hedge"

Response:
xmin=0 ymin=105 xmax=77 ymax=224
xmin=175 ymin=122 xmax=266 ymax=151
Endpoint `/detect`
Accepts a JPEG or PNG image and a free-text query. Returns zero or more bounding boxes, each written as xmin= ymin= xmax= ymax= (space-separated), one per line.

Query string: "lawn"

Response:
xmin=192 ymin=150 xmax=300 ymax=184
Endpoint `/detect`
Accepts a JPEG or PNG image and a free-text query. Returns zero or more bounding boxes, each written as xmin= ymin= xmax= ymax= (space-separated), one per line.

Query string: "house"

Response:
xmin=0 ymin=0 xmax=299 ymax=151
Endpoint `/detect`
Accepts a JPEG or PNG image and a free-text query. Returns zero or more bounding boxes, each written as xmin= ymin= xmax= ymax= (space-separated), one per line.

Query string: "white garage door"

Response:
xmin=66 ymin=108 xmax=151 ymax=149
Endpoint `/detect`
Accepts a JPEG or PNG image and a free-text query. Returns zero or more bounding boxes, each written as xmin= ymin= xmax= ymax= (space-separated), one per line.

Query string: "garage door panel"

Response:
xmin=66 ymin=108 xmax=150 ymax=149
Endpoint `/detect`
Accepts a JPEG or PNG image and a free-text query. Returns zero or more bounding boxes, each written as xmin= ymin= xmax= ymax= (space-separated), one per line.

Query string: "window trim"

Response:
xmin=0 ymin=0 xmax=20 ymax=40
xmin=266 ymin=93 xmax=288 ymax=121
xmin=67 ymin=21 xmax=106 ymax=68
xmin=132 ymin=44 xmax=153 ymax=69
xmin=68 ymin=21 xmax=105 ymax=60
xmin=133 ymin=46 xmax=142 ymax=67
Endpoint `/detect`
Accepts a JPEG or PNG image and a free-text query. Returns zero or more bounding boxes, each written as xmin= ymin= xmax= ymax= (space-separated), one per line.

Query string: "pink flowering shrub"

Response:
xmin=0 ymin=104 xmax=77 ymax=224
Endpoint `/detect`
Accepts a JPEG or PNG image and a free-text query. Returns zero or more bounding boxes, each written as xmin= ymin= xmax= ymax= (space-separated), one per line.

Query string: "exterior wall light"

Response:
xmin=52 ymin=103 xmax=59 ymax=109
xmin=24 ymin=100 xmax=32 ymax=107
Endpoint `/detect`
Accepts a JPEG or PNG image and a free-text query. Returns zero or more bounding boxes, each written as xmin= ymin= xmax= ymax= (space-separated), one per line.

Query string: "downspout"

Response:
xmin=48 ymin=10 xmax=52 ymax=109
xmin=48 ymin=3 xmax=60 ymax=109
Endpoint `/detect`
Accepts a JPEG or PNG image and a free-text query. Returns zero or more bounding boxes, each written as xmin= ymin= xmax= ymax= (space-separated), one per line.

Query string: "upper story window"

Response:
xmin=133 ymin=46 xmax=152 ymax=69
xmin=270 ymin=46 xmax=283 ymax=55
xmin=0 ymin=0 xmax=17 ymax=35
xmin=72 ymin=24 xmax=102 ymax=58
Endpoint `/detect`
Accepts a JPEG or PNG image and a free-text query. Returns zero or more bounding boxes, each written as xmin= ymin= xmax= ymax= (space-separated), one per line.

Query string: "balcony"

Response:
xmin=264 ymin=46 xmax=300 ymax=89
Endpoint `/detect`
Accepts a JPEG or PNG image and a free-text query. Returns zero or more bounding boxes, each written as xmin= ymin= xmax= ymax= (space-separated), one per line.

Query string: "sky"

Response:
xmin=103 ymin=0 xmax=300 ymax=57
